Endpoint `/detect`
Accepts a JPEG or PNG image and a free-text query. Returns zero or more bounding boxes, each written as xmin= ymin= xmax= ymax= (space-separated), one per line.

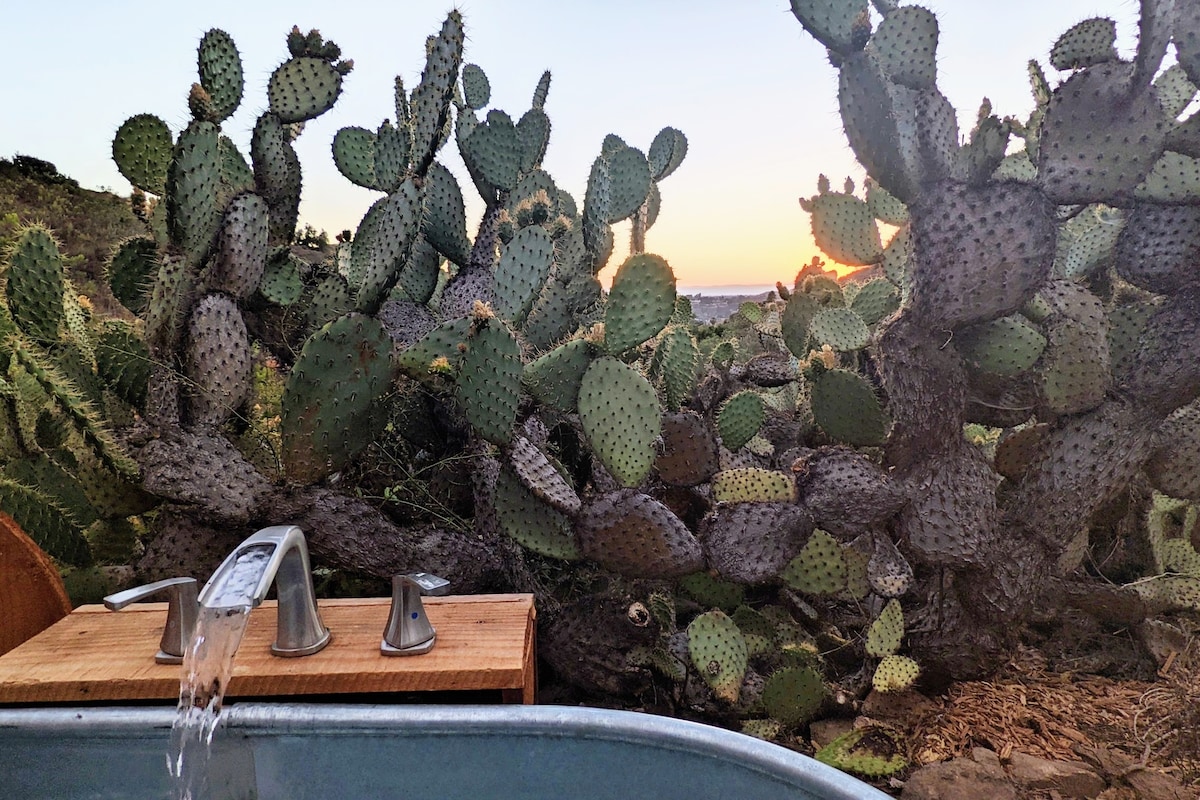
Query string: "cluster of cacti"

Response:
xmin=17 ymin=1 xmax=1200 ymax=770
xmin=0 ymin=224 xmax=153 ymax=581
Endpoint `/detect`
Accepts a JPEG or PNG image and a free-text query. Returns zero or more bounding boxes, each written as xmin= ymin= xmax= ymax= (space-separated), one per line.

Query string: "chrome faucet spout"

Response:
xmin=199 ymin=525 xmax=331 ymax=657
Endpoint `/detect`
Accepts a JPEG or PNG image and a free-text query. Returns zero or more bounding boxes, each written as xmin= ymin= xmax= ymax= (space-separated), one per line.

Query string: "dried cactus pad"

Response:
xmin=816 ymin=728 xmax=906 ymax=778
xmin=577 ymin=489 xmax=704 ymax=578
xmin=701 ymin=502 xmax=813 ymax=585
xmin=687 ymin=610 xmax=748 ymax=704
xmin=712 ymin=468 xmax=796 ymax=504
xmin=507 ymin=435 xmax=581 ymax=515
xmin=872 ymin=654 xmax=920 ymax=692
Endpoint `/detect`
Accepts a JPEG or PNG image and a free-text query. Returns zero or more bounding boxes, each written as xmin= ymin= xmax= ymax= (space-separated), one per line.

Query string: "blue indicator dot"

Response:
xmin=411 ymin=612 xmax=419 ymax=620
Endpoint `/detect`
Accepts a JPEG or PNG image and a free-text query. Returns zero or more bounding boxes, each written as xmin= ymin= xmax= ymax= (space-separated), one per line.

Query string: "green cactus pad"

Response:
xmin=423 ymin=162 xmax=472 ymax=266
xmin=395 ymin=317 xmax=471 ymax=383
xmin=259 ymin=251 xmax=303 ymax=306
xmin=576 ymin=489 xmax=704 ymax=577
xmin=95 ymin=320 xmax=150 ymax=410
xmin=197 ymin=29 xmax=244 ymax=122
xmin=712 ymin=468 xmax=797 ymax=504
xmin=803 ymin=189 xmax=883 ymax=267
xmin=867 ymin=6 xmax=938 ymax=89
xmin=781 ymin=293 xmax=818 ymax=358
xmin=494 ymin=226 xmax=554 ymax=322
xmin=1134 ymin=151 xmax=1200 ymax=203
xmin=763 ymin=665 xmax=827 ymax=726
xmin=872 ymin=654 xmax=920 ymax=692
xmin=460 ymin=63 xmax=491 ymax=110
xmin=5 ymin=225 xmax=65 ymax=344
xmin=185 ymin=293 xmax=251 ymax=428
xmin=268 ymin=56 xmax=343 ymax=123
xmin=789 ymin=0 xmax=868 ymax=54
xmin=112 ymin=114 xmax=173 ymax=196
xmin=1038 ymin=62 xmax=1168 ymax=204
xmin=678 ymin=571 xmax=745 ymax=612
xmin=516 ymin=108 xmax=552 ymax=174
xmin=880 ymin=224 xmax=911 ymax=286
xmin=604 ymin=146 xmax=652 ymax=223
xmin=840 ymin=542 xmax=872 ymax=601
xmin=0 ymin=478 xmax=89 ymax=566
xmin=281 ymin=313 xmax=392 ymax=482
xmin=810 ymin=368 xmax=887 ymax=446
xmin=356 ymin=180 xmax=423 ymax=313
xmin=658 ymin=326 xmax=699 ymax=411
xmin=578 ymin=357 xmax=660 ymax=487
xmin=603 ymin=253 xmax=676 ymax=354
xmin=836 ymin=51 xmax=919 ymax=203
xmin=493 ymin=464 xmax=579 ymax=560
xmin=865 ymin=599 xmax=904 ymax=657
xmin=716 ymin=391 xmax=764 ymax=453
xmin=865 ymin=177 xmax=908 ymax=226
xmin=701 ymin=502 xmax=813 ymax=584
xmin=462 ymin=110 xmax=522 ymax=192
xmin=409 ymin=12 xmax=463 ymax=172
xmin=849 ymin=278 xmax=900 ymax=327
xmin=331 ymin=126 xmax=379 ymax=190
xmin=210 ymin=193 xmax=268 ymax=298
xmin=809 ymin=307 xmax=870 ymax=351
xmin=1052 ymin=204 xmax=1124 ymax=280
xmin=371 ymin=121 xmax=408 ymax=193
xmin=1049 ymin=17 xmax=1118 ymax=70
xmin=106 ymin=237 xmax=158 ymax=316
xmin=521 ymin=338 xmax=593 ymax=412
xmin=166 ymin=121 xmax=223 ymax=258
xmin=781 ymin=529 xmax=848 ymax=595
xmin=648 ymin=126 xmax=688 ymax=181
xmin=457 ymin=318 xmax=522 ymax=445
xmin=306 ymin=274 xmax=354 ymax=333
xmin=957 ymin=315 xmax=1047 ymax=377
xmin=687 ymin=610 xmax=749 ymax=704
xmin=1108 ymin=300 xmax=1159 ymax=381
xmin=816 ymin=728 xmax=906 ymax=778
xmin=251 ymin=112 xmax=302 ymax=247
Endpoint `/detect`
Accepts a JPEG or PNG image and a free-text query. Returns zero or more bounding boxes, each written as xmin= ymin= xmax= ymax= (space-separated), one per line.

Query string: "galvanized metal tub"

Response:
xmin=0 ymin=704 xmax=890 ymax=799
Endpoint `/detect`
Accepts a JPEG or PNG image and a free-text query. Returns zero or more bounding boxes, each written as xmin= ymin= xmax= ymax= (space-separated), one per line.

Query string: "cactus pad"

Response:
xmin=687 ymin=610 xmax=748 ymax=704
xmin=185 ymin=293 xmax=251 ymax=428
xmin=457 ymin=318 xmax=522 ymax=445
xmin=493 ymin=464 xmax=579 ymax=560
xmin=849 ymin=278 xmax=900 ymax=326
xmin=603 ymin=253 xmax=676 ymax=354
xmin=648 ymin=126 xmax=688 ymax=181
xmin=331 ymin=126 xmax=379 ymax=190
xmin=865 ymin=599 xmax=904 ymax=657
xmin=701 ymin=502 xmax=813 ymax=584
xmin=781 ymin=529 xmax=847 ymax=595
xmin=5 ymin=225 xmax=65 ymax=344
xmin=521 ymin=338 xmax=593 ymax=412
xmin=197 ymin=29 xmax=244 ymax=122
xmin=872 ymin=654 xmax=920 ymax=692
xmin=209 ymin=193 xmax=268 ymax=298
xmin=1049 ymin=18 xmax=1118 ymax=70
xmin=789 ymin=0 xmax=868 ymax=54
xmin=578 ymin=357 xmax=660 ymax=487
xmin=809 ymin=368 xmax=887 ymax=446
xmin=957 ymin=315 xmax=1047 ymax=377
xmin=712 ymin=468 xmax=796 ymax=504
xmin=717 ymin=391 xmax=765 ymax=452
xmin=656 ymin=411 xmax=720 ymax=487
xmin=796 ymin=447 xmax=906 ymax=536
xmin=112 ymin=114 xmax=173 ymax=196
xmin=763 ymin=665 xmax=827 ymax=726
xmin=867 ymin=6 xmax=938 ymax=90
xmin=816 ymin=728 xmax=906 ymax=778
xmin=507 ymin=435 xmax=581 ymax=515
xmin=281 ymin=313 xmax=392 ymax=482
xmin=1115 ymin=204 xmax=1200 ymax=294
xmin=809 ymin=307 xmax=871 ymax=351
xmin=494 ymin=226 xmax=554 ymax=322
xmin=462 ymin=110 xmax=522 ymax=192
xmin=803 ymin=189 xmax=883 ymax=267
xmin=678 ymin=571 xmax=745 ymax=612
xmin=268 ymin=56 xmax=343 ymax=123
xmin=576 ymin=489 xmax=704 ymax=577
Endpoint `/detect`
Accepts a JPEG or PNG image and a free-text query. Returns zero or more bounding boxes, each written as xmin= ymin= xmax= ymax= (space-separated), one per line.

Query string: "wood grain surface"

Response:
xmin=0 ymin=595 xmax=536 ymax=704
xmin=0 ymin=512 xmax=72 ymax=657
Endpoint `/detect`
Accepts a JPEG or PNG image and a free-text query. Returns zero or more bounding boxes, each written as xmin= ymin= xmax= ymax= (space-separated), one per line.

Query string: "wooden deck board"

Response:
xmin=0 ymin=595 xmax=535 ymax=704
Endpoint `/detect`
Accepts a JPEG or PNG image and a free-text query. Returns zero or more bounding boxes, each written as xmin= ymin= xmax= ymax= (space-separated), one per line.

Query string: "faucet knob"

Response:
xmin=104 ymin=577 xmax=199 ymax=665
xmin=381 ymin=573 xmax=449 ymax=656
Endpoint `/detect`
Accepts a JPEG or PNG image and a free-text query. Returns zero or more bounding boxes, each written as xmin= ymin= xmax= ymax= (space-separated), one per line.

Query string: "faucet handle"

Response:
xmin=104 ymin=577 xmax=199 ymax=665
xmin=381 ymin=573 xmax=449 ymax=656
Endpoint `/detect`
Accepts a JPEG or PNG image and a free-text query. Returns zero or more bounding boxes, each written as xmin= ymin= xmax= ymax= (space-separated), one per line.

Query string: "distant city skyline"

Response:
xmin=2 ymin=1 xmax=1143 ymax=287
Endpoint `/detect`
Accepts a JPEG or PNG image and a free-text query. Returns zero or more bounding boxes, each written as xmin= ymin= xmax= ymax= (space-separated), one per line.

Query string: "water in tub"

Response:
xmin=169 ymin=545 xmax=271 ymax=799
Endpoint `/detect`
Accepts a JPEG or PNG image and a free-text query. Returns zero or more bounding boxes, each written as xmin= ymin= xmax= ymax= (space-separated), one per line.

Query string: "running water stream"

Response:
xmin=168 ymin=546 xmax=272 ymax=800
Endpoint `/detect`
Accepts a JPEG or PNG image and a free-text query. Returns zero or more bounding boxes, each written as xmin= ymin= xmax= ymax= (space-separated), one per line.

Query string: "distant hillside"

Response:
xmin=0 ymin=155 xmax=144 ymax=313
xmin=687 ymin=291 xmax=774 ymax=324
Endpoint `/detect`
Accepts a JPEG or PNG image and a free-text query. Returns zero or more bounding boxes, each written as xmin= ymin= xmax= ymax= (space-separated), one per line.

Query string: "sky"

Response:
xmin=2 ymin=1 xmax=1142 ymax=293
